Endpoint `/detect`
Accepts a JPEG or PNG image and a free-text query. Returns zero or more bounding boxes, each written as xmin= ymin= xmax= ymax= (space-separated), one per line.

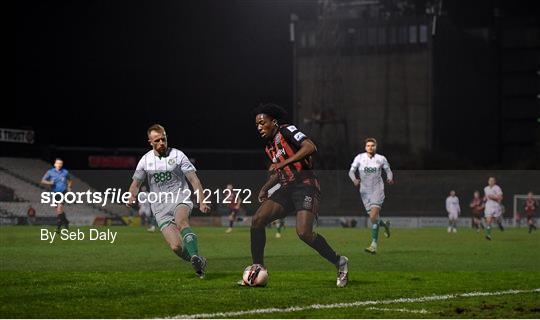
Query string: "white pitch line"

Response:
xmin=366 ymin=307 xmax=429 ymax=314
xmin=168 ymin=288 xmax=540 ymax=319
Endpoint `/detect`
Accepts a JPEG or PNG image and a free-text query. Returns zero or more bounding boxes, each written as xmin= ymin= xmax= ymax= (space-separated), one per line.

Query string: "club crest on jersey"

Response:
xmin=168 ymin=158 xmax=176 ymax=166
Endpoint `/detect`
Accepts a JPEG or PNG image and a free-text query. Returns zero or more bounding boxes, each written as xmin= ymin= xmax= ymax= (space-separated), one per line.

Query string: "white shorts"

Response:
xmin=155 ymin=201 xmax=194 ymax=231
xmin=360 ymin=188 xmax=385 ymax=213
xmin=484 ymin=205 xmax=501 ymax=218
xmin=448 ymin=212 xmax=459 ymax=220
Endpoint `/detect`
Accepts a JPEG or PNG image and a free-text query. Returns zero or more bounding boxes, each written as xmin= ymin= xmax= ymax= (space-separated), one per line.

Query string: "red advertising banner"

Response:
xmin=88 ymin=156 xmax=136 ymax=169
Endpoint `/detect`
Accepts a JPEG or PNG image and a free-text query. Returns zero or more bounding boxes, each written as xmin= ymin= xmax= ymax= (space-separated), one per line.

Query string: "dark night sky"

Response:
xmin=15 ymin=1 xmax=312 ymax=149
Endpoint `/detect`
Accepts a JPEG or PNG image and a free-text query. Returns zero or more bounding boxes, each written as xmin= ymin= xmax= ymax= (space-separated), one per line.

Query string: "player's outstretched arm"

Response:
xmin=258 ymin=171 xmax=279 ymax=202
xmin=383 ymin=157 xmax=394 ymax=184
xmin=41 ymin=179 xmax=53 ymax=186
xmin=348 ymin=169 xmax=360 ymax=186
xmin=185 ymin=171 xmax=210 ymax=213
xmin=271 ymin=139 xmax=316 ymax=172
xmin=127 ymin=179 xmax=142 ymax=207
xmin=40 ymin=171 xmax=54 ymax=186
xmin=67 ymin=177 xmax=73 ymax=192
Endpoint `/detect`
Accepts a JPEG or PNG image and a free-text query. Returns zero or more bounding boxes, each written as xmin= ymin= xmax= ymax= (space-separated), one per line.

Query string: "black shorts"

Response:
xmin=269 ymin=183 xmax=320 ymax=216
xmin=52 ymin=190 xmax=68 ymax=204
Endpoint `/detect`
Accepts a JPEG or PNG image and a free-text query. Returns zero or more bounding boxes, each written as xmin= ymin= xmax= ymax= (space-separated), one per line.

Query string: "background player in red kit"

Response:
xmin=524 ymin=191 xmax=538 ymax=233
xmin=469 ymin=190 xmax=485 ymax=232
xmin=247 ymin=103 xmax=349 ymax=287
xmin=225 ymin=183 xmax=242 ymax=233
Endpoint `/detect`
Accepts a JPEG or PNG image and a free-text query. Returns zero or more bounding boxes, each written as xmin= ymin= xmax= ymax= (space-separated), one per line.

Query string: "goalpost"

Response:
xmin=513 ymin=194 xmax=540 ymax=227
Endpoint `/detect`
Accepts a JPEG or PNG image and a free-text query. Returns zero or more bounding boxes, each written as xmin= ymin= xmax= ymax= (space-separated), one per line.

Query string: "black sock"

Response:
xmin=56 ymin=215 xmax=62 ymax=231
xmin=308 ymin=234 xmax=339 ymax=266
xmin=61 ymin=213 xmax=69 ymax=229
xmin=229 ymin=220 xmax=234 ymax=228
xmin=250 ymin=228 xmax=266 ymax=265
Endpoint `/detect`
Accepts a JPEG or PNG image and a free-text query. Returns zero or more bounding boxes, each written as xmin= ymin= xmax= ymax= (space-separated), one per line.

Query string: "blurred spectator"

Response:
xmin=27 ymin=205 xmax=36 ymax=225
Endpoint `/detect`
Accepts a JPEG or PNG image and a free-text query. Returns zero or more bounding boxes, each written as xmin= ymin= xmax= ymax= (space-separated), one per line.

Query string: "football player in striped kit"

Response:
xmin=248 ymin=103 xmax=349 ymax=288
xmin=469 ymin=190 xmax=485 ymax=232
xmin=127 ymin=124 xmax=211 ymax=278
xmin=349 ymin=138 xmax=393 ymax=254
xmin=225 ymin=183 xmax=242 ymax=233
xmin=524 ymin=191 xmax=538 ymax=233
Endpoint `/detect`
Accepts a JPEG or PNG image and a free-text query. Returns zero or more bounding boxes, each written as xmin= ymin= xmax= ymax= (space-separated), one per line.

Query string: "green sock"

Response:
xmin=179 ymin=247 xmax=191 ymax=262
xmin=277 ymin=224 xmax=283 ymax=233
xmin=180 ymin=227 xmax=199 ymax=258
xmin=486 ymin=226 xmax=492 ymax=237
xmin=378 ymin=220 xmax=386 ymax=227
xmin=371 ymin=220 xmax=379 ymax=244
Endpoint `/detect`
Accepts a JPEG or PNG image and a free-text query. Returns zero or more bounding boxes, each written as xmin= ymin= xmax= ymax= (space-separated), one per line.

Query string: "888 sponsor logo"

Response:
xmin=153 ymin=171 xmax=173 ymax=183
xmin=364 ymin=167 xmax=378 ymax=174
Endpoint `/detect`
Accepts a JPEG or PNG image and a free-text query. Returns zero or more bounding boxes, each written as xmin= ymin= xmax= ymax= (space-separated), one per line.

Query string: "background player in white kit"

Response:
xmin=128 ymin=124 xmax=211 ymax=278
xmin=349 ymin=138 xmax=393 ymax=254
xmin=445 ymin=190 xmax=460 ymax=233
xmin=138 ymin=186 xmax=155 ymax=232
xmin=483 ymin=177 xmax=503 ymax=240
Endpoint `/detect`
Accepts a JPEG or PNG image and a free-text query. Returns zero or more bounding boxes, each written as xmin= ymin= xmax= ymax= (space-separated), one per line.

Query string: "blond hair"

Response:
xmin=147 ymin=124 xmax=166 ymax=137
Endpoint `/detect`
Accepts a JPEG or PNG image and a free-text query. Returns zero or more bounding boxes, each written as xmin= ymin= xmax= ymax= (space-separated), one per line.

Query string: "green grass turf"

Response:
xmin=1 ymin=226 xmax=539 ymax=318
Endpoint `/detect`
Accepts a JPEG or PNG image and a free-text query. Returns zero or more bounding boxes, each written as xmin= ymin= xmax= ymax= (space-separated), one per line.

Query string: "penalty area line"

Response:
xmin=168 ymin=288 xmax=540 ymax=319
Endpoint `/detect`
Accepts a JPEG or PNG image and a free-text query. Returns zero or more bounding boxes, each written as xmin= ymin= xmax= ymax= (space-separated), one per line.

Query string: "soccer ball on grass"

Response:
xmin=242 ymin=264 xmax=268 ymax=287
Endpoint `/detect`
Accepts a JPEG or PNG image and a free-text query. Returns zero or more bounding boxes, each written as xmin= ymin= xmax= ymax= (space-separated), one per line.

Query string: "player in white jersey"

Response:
xmin=127 ymin=124 xmax=211 ymax=278
xmin=349 ymin=138 xmax=393 ymax=254
xmin=483 ymin=177 xmax=503 ymax=240
xmin=445 ymin=190 xmax=460 ymax=233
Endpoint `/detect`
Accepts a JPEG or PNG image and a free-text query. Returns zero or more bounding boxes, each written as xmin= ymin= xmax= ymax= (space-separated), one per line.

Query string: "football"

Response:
xmin=242 ymin=264 xmax=268 ymax=287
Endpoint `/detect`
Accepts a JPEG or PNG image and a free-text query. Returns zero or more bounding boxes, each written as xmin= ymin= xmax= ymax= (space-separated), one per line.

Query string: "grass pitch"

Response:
xmin=1 ymin=225 xmax=539 ymax=318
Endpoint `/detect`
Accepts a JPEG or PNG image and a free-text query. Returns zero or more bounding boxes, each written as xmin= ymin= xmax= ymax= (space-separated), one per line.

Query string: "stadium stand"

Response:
xmin=0 ymin=157 xmax=127 ymax=226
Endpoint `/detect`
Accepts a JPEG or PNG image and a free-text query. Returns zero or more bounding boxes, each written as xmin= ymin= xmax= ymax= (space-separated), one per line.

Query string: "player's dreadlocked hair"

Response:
xmin=251 ymin=103 xmax=288 ymax=123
